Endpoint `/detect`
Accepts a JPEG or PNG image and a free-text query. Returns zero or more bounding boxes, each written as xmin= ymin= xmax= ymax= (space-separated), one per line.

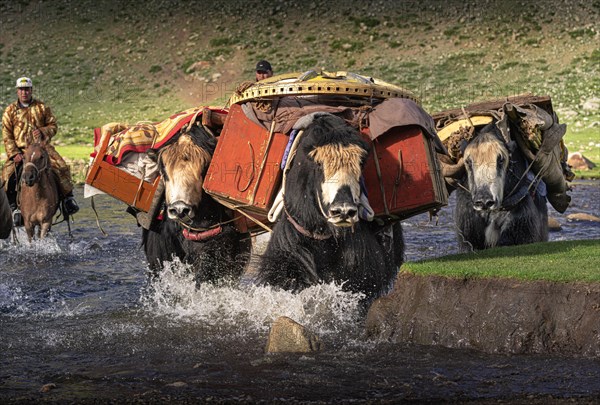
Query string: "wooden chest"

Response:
xmin=85 ymin=127 xmax=160 ymax=212
xmin=203 ymin=104 xmax=289 ymax=216
xmin=362 ymin=125 xmax=448 ymax=220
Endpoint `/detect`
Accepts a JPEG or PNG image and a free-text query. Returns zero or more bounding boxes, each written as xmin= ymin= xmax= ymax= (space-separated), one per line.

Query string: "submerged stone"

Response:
xmin=265 ymin=316 xmax=322 ymax=353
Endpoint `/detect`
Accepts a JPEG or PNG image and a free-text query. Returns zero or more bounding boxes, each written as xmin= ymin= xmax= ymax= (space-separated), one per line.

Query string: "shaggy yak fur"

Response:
xmin=142 ymin=124 xmax=251 ymax=284
xmin=256 ymin=114 xmax=404 ymax=305
xmin=19 ymin=142 xmax=61 ymax=241
xmin=455 ymin=123 xmax=548 ymax=251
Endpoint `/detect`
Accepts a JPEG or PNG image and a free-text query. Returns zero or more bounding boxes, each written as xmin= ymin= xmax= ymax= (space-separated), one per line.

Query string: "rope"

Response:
xmin=248 ymin=119 xmax=277 ymax=206
xmin=91 ymin=196 xmax=108 ymax=236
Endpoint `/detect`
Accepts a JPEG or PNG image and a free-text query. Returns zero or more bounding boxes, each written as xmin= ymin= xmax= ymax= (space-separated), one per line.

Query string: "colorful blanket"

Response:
xmin=92 ymin=106 xmax=228 ymax=165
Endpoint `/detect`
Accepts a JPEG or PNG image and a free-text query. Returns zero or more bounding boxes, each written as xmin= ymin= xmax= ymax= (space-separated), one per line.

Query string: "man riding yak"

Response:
xmin=2 ymin=77 xmax=79 ymax=226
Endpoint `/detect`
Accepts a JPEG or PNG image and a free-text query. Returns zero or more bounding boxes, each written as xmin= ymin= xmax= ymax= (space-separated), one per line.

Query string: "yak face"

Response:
xmin=463 ymin=128 xmax=510 ymax=211
xmin=22 ymin=143 xmax=48 ymax=187
xmin=157 ymin=133 xmax=213 ymax=221
xmin=307 ymin=135 xmax=367 ymax=228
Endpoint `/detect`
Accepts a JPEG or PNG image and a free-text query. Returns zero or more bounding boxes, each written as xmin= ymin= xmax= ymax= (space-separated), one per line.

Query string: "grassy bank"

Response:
xmin=404 ymin=239 xmax=600 ymax=283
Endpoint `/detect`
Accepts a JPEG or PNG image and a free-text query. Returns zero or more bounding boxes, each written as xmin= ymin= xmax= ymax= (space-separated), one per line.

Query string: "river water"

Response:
xmin=1 ymin=181 xmax=599 ymax=403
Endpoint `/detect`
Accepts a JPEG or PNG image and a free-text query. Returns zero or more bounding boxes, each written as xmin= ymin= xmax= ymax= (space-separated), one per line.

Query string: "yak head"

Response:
xmin=150 ymin=125 xmax=216 ymax=222
xmin=287 ymin=114 xmax=368 ymax=230
xmin=463 ymin=124 xmax=511 ymax=211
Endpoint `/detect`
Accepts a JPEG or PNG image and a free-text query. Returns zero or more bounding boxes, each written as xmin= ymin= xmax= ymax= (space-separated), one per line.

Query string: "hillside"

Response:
xmin=0 ymin=0 xmax=598 ymax=155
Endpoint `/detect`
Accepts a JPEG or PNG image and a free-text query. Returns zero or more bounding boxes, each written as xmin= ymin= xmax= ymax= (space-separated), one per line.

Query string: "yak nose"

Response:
xmin=167 ymin=201 xmax=194 ymax=220
xmin=473 ymin=198 xmax=497 ymax=211
xmin=328 ymin=202 xmax=358 ymax=221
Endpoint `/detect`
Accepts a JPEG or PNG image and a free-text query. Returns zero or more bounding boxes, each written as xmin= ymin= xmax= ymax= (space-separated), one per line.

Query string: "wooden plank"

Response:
xmin=432 ymin=94 xmax=553 ymax=122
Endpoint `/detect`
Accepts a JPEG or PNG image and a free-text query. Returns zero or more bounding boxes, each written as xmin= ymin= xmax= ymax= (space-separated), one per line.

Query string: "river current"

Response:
xmin=1 ymin=181 xmax=599 ymax=403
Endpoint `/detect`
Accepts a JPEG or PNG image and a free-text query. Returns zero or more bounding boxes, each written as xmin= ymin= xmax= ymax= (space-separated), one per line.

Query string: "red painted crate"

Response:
xmin=362 ymin=125 xmax=448 ymax=220
xmin=204 ymin=104 xmax=289 ymax=216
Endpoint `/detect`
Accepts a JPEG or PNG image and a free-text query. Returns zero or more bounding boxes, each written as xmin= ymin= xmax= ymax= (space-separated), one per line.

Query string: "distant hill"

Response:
xmin=0 ymin=0 xmax=598 ymax=145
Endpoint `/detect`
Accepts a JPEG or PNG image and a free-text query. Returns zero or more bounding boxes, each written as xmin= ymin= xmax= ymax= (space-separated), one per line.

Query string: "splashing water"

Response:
xmin=140 ymin=258 xmax=365 ymax=339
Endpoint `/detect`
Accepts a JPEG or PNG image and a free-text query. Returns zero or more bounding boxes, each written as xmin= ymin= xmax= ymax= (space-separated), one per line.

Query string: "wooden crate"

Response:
xmin=204 ymin=104 xmax=289 ymax=216
xmin=85 ymin=127 xmax=160 ymax=212
xmin=362 ymin=125 xmax=448 ymax=220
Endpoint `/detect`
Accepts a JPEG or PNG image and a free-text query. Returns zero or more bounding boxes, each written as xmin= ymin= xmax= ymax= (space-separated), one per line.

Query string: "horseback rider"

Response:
xmin=2 ymin=77 xmax=79 ymax=226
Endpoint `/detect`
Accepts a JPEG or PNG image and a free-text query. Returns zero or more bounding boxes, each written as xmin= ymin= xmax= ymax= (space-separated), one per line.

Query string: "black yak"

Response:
xmin=454 ymin=123 xmax=548 ymax=251
xmin=142 ymin=124 xmax=251 ymax=284
xmin=256 ymin=113 xmax=404 ymax=305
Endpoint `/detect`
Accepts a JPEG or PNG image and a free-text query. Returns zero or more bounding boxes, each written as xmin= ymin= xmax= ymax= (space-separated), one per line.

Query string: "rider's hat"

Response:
xmin=255 ymin=60 xmax=272 ymax=72
xmin=16 ymin=77 xmax=33 ymax=88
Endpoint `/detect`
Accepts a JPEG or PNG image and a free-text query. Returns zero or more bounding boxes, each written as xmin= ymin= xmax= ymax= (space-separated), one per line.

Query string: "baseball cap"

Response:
xmin=255 ymin=60 xmax=272 ymax=72
xmin=16 ymin=77 xmax=33 ymax=88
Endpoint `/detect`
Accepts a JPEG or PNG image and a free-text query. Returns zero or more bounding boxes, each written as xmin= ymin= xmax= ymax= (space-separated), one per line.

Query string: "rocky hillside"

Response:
xmin=0 ymin=0 xmax=598 ymax=145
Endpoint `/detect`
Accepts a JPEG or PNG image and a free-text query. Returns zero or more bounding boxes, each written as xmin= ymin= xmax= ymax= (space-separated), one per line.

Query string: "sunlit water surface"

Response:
xmin=1 ymin=182 xmax=599 ymax=403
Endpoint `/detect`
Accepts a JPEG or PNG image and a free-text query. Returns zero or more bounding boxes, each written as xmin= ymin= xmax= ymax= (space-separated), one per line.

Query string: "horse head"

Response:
xmin=151 ymin=124 xmax=217 ymax=222
xmin=286 ymin=114 xmax=368 ymax=233
xmin=22 ymin=142 xmax=50 ymax=187
xmin=462 ymin=124 xmax=513 ymax=211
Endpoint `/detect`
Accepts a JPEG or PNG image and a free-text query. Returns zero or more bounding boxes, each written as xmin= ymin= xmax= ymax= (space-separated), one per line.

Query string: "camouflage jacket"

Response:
xmin=2 ymin=99 xmax=58 ymax=159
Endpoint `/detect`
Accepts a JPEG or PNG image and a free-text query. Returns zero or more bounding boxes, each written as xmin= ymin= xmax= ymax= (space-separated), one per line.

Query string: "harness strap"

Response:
xmin=91 ymin=196 xmax=108 ymax=236
xmin=284 ymin=205 xmax=332 ymax=240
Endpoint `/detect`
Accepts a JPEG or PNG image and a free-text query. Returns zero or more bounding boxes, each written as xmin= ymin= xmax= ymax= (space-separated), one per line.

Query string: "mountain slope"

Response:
xmin=0 ymin=0 xmax=598 ymax=147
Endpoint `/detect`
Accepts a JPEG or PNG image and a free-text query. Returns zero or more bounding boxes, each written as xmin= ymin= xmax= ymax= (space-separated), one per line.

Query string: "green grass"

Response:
xmin=403 ymin=240 xmax=600 ymax=283
xmin=55 ymin=145 xmax=94 ymax=161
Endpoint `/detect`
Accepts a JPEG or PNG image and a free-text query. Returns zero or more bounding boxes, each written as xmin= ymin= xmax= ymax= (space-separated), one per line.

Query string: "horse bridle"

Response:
xmin=22 ymin=151 xmax=49 ymax=183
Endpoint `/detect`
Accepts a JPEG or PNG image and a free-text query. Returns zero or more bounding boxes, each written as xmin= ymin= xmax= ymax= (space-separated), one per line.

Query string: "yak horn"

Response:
xmin=440 ymin=156 xmax=465 ymax=178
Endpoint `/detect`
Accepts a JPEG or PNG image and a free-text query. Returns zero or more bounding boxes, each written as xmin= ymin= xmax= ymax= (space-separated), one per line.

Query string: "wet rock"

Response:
xmin=566 ymin=213 xmax=600 ymax=222
xmin=547 ymin=217 xmax=562 ymax=231
xmin=366 ymin=273 xmax=600 ymax=357
xmin=40 ymin=383 xmax=57 ymax=393
xmin=567 ymin=152 xmax=596 ymax=170
xmin=265 ymin=316 xmax=322 ymax=353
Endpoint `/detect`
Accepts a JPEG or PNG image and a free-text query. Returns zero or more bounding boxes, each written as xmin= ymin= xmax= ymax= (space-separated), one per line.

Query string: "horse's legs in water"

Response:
xmin=40 ymin=222 xmax=51 ymax=239
xmin=25 ymin=224 xmax=35 ymax=242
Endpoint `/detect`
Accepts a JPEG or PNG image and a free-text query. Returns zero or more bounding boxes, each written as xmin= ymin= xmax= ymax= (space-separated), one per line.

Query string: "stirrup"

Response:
xmin=12 ymin=208 xmax=23 ymax=227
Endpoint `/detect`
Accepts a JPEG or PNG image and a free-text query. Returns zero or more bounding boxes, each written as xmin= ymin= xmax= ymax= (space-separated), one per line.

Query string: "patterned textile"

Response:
xmin=94 ymin=107 xmax=227 ymax=165
xmin=2 ymin=99 xmax=57 ymax=159
xmin=2 ymin=99 xmax=72 ymax=193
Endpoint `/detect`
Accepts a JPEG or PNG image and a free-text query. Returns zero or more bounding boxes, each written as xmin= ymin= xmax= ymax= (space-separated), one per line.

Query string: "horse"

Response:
xmin=0 ymin=181 xmax=12 ymax=239
xmin=19 ymin=141 xmax=61 ymax=241
xmin=142 ymin=124 xmax=252 ymax=285
xmin=256 ymin=113 xmax=404 ymax=306
xmin=453 ymin=123 xmax=548 ymax=251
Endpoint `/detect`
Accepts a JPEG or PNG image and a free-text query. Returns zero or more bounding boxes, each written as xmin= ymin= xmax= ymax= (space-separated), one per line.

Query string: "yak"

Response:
xmin=256 ymin=113 xmax=404 ymax=305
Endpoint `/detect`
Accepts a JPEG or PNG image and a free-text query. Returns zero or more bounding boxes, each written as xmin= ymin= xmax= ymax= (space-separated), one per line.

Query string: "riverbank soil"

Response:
xmin=366 ymin=273 xmax=600 ymax=357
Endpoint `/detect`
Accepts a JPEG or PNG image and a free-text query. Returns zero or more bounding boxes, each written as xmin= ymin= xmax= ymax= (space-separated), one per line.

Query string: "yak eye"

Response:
xmin=497 ymin=155 xmax=505 ymax=165
xmin=465 ymin=158 xmax=473 ymax=168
